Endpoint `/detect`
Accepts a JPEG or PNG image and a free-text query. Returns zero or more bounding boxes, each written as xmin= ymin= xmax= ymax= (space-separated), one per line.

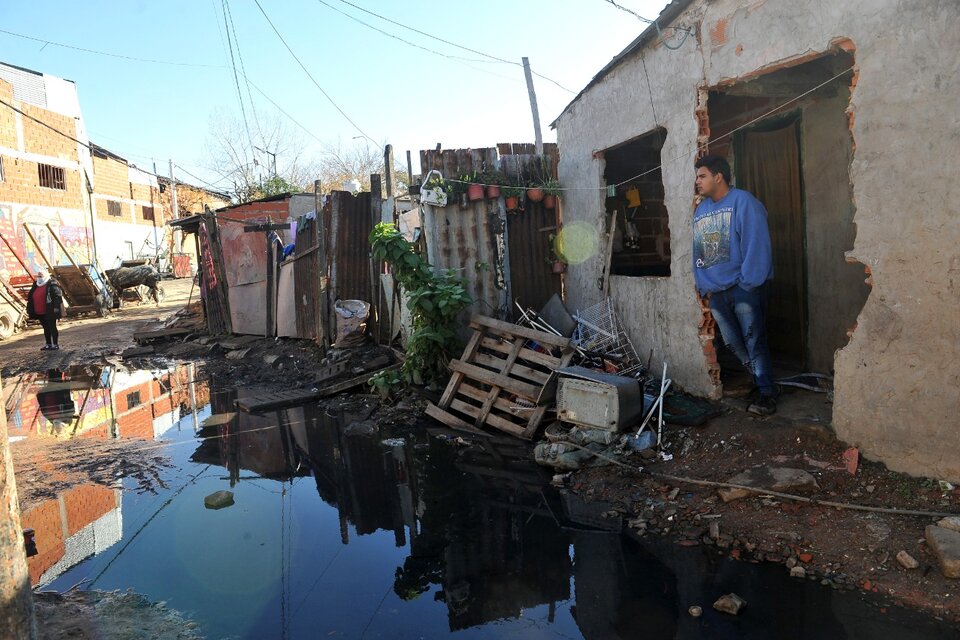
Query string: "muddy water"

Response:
xmin=7 ymin=366 xmax=959 ymax=639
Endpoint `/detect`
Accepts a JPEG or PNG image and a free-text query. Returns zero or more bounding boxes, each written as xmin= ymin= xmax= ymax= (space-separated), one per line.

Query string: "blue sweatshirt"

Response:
xmin=692 ymin=188 xmax=773 ymax=295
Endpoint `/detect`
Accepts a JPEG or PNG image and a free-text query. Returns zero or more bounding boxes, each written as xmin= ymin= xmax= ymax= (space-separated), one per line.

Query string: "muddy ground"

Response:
xmin=3 ymin=280 xmax=959 ymax=635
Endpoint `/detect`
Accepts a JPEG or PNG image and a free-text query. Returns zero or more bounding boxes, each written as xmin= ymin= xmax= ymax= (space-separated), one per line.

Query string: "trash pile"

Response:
xmin=427 ymin=294 xmax=721 ymax=470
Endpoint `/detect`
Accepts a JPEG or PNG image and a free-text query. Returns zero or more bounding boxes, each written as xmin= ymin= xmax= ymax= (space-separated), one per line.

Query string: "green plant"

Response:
xmin=546 ymin=233 xmax=567 ymax=264
xmin=368 ymin=368 xmax=404 ymax=402
xmin=542 ymin=179 xmax=562 ymax=197
xmin=369 ymin=223 xmax=472 ymax=387
xmin=479 ymin=170 xmax=506 ymax=186
xmin=502 ymin=185 xmax=525 ymax=198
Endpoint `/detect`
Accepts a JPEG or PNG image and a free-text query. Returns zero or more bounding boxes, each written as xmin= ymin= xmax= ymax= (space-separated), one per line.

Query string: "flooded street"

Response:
xmin=7 ymin=364 xmax=959 ymax=639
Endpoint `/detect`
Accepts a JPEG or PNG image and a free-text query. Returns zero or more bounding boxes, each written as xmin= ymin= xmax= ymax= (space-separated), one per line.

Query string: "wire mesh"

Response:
xmin=572 ymin=298 xmax=643 ymax=375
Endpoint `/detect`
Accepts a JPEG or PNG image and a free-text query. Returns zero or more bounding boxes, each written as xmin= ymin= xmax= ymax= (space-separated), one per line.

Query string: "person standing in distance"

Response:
xmin=26 ymin=268 xmax=64 ymax=350
xmin=692 ymin=155 xmax=777 ymax=416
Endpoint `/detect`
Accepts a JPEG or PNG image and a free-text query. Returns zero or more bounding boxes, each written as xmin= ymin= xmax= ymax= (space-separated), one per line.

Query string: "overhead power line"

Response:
xmin=329 ymin=0 xmax=575 ymax=94
xmin=221 ymin=0 xmax=257 ymax=156
xmin=252 ymin=0 xmax=377 ymax=145
xmin=0 ymin=28 xmax=223 ymax=68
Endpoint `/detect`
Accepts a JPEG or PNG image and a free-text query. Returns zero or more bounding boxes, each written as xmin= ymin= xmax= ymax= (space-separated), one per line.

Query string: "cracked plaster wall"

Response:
xmin=555 ymin=0 xmax=960 ymax=481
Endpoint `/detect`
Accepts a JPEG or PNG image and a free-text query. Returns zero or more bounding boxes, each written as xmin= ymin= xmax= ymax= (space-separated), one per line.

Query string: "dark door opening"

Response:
xmin=735 ymin=116 xmax=806 ymax=363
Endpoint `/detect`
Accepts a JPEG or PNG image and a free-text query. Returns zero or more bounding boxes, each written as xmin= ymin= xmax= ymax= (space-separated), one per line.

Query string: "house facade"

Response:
xmin=554 ymin=0 xmax=959 ymax=481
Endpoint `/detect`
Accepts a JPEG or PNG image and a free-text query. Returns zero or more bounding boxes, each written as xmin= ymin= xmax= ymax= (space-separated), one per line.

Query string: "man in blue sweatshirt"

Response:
xmin=692 ymin=155 xmax=777 ymax=416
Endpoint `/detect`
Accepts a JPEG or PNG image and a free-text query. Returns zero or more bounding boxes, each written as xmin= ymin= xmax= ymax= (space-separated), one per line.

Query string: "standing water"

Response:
xmin=7 ymin=364 xmax=958 ymax=639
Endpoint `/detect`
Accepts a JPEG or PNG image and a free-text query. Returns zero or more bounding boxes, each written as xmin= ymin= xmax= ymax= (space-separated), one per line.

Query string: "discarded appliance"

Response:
xmin=571 ymin=298 xmax=642 ymax=374
xmin=556 ymin=366 xmax=644 ymax=432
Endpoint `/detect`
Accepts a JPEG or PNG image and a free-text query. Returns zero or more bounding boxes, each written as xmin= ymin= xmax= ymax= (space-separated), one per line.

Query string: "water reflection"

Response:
xmin=7 ymin=363 xmax=204 ymax=587
xmin=9 ymin=372 xmax=959 ymax=639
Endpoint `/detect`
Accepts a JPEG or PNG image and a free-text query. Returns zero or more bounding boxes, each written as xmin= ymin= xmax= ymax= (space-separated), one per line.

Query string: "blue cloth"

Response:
xmin=692 ymin=188 xmax=773 ymax=295
xmin=709 ymin=283 xmax=776 ymax=397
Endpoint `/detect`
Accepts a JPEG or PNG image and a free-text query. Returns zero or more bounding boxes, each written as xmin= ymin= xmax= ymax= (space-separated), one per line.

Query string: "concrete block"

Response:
xmin=926 ymin=525 xmax=960 ymax=578
xmin=713 ymin=593 xmax=746 ymax=615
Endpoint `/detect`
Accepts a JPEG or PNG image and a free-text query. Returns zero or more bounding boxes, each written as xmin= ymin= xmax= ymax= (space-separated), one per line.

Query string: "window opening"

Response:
xmin=142 ymin=206 xmax=155 ymax=221
xmin=107 ymin=200 xmax=123 ymax=217
xmin=38 ymin=163 xmax=66 ymax=190
xmin=126 ymin=390 xmax=142 ymax=408
xmin=602 ymin=127 xmax=670 ymax=277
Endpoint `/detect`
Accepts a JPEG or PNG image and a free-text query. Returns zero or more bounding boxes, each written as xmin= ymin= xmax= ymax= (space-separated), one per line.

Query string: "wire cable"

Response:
xmin=224 ymin=0 xmax=266 ymax=147
xmin=222 ymin=0 xmax=257 ymax=157
xmin=0 ymin=28 xmax=223 ymax=68
xmin=253 ymin=0 xmax=377 ymax=145
xmin=330 ymin=0 xmax=575 ymax=94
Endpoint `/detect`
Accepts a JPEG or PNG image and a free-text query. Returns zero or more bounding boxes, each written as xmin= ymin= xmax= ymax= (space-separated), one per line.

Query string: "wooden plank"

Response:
xmin=521 ymin=405 xmax=549 ymax=440
xmin=218 ymin=335 xmax=261 ymax=349
xmin=133 ymin=327 xmax=191 ymax=343
xmin=438 ymin=329 xmax=485 ymax=408
xmin=456 ymin=381 xmax=537 ymax=419
xmin=469 ymin=314 xmax=572 ymax=349
xmin=472 ymin=351 xmax=550 ymax=385
xmin=425 ymin=403 xmax=491 ymax=437
xmin=449 ymin=398 xmax=526 ymax=438
xmin=479 ymin=337 xmax=562 ymax=369
xmin=121 ymin=345 xmax=155 ymax=359
xmin=448 ymin=359 xmax=541 ymax=401
xmin=315 ymin=360 xmax=348 ymax=383
xmin=475 ymin=338 xmax=523 ymax=428
xmin=236 ymin=388 xmax=321 ymax=412
xmin=316 ymin=362 xmax=402 ymax=397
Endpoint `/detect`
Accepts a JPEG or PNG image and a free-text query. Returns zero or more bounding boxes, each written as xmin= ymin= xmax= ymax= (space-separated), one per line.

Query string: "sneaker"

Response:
xmin=747 ymin=395 xmax=777 ymax=417
xmin=40 ymin=345 xmax=51 ymax=351
xmin=51 ymin=344 xmax=60 ymax=350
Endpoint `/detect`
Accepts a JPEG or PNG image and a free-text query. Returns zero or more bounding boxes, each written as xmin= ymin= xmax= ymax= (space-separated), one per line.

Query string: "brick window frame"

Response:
xmin=107 ymin=200 xmax=123 ymax=217
xmin=38 ymin=163 xmax=66 ymax=190
xmin=141 ymin=206 xmax=155 ymax=222
xmin=126 ymin=391 xmax=141 ymax=409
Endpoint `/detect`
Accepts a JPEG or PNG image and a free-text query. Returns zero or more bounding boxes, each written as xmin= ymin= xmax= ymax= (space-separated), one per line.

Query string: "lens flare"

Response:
xmin=555 ymin=222 xmax=599 ymax=265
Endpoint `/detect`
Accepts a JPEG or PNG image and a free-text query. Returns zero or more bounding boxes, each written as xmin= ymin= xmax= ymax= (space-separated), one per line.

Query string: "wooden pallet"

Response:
xmin=426 ymin=314 xmax=575 ymax=440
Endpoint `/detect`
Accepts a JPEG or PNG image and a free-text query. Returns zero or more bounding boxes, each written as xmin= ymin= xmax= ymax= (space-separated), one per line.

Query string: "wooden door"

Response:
xmin=736 ymin=118 xmax=806 ymax=362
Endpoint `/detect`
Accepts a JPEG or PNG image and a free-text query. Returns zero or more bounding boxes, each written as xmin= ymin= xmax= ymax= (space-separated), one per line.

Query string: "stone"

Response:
xmin=713 ymin=593 xmax=747 ymax=615
xmin=790 ymin=566 xmax=806 ymax=578
xmin=688 ymin=605 xmax=702 ymax=617
xmin=709 ymin=520 xmax=720 ymax=540
xmin=204 ymin=490 xmax=234 ymax=510
xmin=896 ymin=550 xmax=919 ymax=570
xmin=925 ymin=525 xmax=960 ymax=578
xmin=785 ymin=557 xmax=797 ymax=568
xmin=937 ymin=517 xmax=960 ymax=534
xmin=639 ymin=448 xmax=657 ymax=460
xmin=668 ymin=487 xmax=681 ymax=500
xmin=225 ymin=348 xmax=251 ymax=360
xmin=343 ymin=420 xmax=377 ymax=437
xmin=718 ymin=467 xmax=819 ymax=503
xmin=264 ymin=354 xmax=282 ymax=366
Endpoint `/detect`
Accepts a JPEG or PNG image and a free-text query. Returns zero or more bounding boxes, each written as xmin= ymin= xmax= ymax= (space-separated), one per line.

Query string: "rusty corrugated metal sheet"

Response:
xmin=328 ymin=190 xmax=375 ymax=304
xmin=422 ymin=199 xmax=509 ymax=321
xmin=507 ymin=200 xmax=562 ymax=318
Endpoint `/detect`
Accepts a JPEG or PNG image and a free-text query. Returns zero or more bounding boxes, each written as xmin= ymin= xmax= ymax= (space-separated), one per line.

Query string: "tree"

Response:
xmin=204 ymin=108 xmax=318 ymax=203
xmin=317 ymin=139 xmax=409 ymax=193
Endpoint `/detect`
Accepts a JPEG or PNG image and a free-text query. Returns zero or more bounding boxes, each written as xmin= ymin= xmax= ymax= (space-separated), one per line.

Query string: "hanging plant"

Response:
xmin=502 ymin=185 xmax=525 ymax=212
xmin=542 ymin=179 xmax=562 ymax=210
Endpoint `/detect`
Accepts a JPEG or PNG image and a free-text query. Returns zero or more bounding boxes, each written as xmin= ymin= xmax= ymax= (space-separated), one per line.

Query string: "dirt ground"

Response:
xmin=4 ymin=282 xmax=959 ymax=633
xmin=0 ymin=277 xmax=197 ymax=378
xmin=569 ymin=402 xmax=960 ymax=622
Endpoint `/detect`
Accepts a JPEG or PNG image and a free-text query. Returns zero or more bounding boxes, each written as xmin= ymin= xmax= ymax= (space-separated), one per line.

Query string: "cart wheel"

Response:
xmin=0 ymin=311 xmax=14 ymax=340
xmin=96 ymin=300 xmax=111 ymax=318
xmin=153 ymin=286 xmax=166 ymax=304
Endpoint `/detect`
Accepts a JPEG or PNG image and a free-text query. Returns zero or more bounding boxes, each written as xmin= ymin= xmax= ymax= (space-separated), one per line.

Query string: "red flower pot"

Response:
xmin=543 ymin=194 xmax=557 ymax=209
xmin=504 ymin=196 xmax=519 ymax=211
xmin=527 ymin=187 xmax=545 ymax=203
xmin=486 ymin=185 xmax=501 ymax=199
xmin=467 ymin=183 xmax=484 ymax=202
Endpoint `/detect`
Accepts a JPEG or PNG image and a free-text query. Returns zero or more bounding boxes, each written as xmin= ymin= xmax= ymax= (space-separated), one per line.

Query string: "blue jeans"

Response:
xmin=708 ymin=283 xmax=776 ymax=398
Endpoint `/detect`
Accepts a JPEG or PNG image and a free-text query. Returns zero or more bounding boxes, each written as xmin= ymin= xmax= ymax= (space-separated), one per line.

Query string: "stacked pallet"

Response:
xmin=426 ymin=314 xmax=575 ymax=440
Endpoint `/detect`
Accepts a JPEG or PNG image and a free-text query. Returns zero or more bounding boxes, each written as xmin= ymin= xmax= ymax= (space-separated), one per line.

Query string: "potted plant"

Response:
xmin=447 ymin=177 xmax=469 ymax=208
xmin=461 ymin=172 xmax=484 ymax=202
xmin=547 ymin=233 xmax=567 ymax=273
xmin=503 ymin=186 xmax=524 ymax=212
xmin=481 ymin=170 xmax=506 ymax=199
xmin=526 ymin=183 xmax=545 ymax=203
xmin=542 ymin=179 xmax=561 ymax=210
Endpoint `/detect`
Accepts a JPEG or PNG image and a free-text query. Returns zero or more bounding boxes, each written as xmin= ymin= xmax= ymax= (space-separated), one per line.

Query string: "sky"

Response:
xmin=0 ymin=0 xmax=669 ymax=191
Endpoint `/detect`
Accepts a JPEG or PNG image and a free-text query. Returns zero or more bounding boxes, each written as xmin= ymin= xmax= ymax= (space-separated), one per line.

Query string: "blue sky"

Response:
xmin=1 ymin=0 xmax=668 ymax=188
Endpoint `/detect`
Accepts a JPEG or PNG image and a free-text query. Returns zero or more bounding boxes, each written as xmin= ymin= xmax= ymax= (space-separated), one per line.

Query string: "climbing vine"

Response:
xmin=369 ymin=223 xmax=471 ymax=390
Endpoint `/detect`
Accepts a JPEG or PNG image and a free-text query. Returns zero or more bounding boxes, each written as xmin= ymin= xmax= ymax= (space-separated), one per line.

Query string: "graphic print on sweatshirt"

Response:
xmin=694 ymin=208 xmax=732 ymax=269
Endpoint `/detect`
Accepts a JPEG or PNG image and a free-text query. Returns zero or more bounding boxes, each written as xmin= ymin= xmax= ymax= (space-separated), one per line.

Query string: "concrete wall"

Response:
xmin=555 ymin=0 xmax=960 ymax=481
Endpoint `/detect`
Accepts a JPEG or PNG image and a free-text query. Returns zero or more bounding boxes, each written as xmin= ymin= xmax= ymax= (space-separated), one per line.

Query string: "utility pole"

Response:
xmin=254 ymin=146 xmax=277 ymax=177
xmin=243 ymin=222 xmax=290 ymax=338
xmin=314 ymin=180 xmax=329 ymax=354
xmin=0 ymin=373 xmax=36 ymax=639
xmin=522 ymin=57 xmax=544 ymax=155
xmin=169 ymin=160 xmax=181 ymax=253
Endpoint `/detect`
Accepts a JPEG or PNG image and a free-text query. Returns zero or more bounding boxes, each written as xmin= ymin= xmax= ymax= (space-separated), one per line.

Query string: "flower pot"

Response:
xmin=527 ymin=187 xmax=545 ymax=203
xmin=467 ymin=183 xmax=484 ymax=202
xmin=485 ymin=184 xmax=501 ymax=199
xmin=552 ymin=260 xmax=566 ymax=274
xmin=504 ymin=196 xmax=519 ymax=211
xmin=543 ymin=194 xmax=557 ymax=209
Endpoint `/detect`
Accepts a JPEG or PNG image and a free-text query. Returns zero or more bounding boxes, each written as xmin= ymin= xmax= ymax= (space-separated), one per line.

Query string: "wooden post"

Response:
xmin=315 ymin=180 xmax=330 ymax=350
xmin=243 ymin=222 xmax=290 ymax=338
xmin=0 ymin=373 xmax=36 ymax=639
xmin=23 ymin=224 xmax=77 ymax=305
xmin=313 ymin=180 xmax=327 ymax=355
xmin=369 ymin=174 xmax=383 ymax=344
xmin=383 ymin=145 xmax=396 ymax=198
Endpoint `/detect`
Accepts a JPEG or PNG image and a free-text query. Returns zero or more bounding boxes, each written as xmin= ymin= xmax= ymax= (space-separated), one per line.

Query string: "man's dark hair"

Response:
xmin=695 ymin=154 xmax=731 ymax=185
